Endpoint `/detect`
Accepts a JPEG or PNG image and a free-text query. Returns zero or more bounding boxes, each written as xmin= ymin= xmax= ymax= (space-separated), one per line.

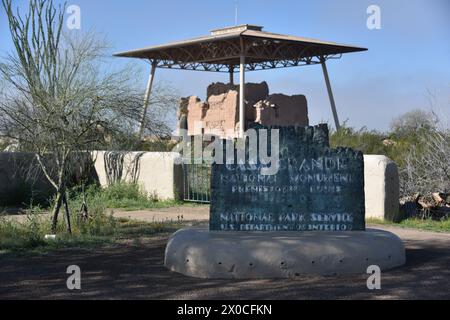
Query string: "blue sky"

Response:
xmin=1 ymin=0 xmax=449 ymax=131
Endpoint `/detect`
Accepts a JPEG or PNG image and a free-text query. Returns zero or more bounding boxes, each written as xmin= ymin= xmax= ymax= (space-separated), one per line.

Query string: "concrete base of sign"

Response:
xmin=164 ymin=228 xmax=406 ymax=279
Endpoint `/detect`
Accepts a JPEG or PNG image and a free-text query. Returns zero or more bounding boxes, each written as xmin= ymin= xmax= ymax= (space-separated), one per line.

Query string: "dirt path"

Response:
xmin=111 ymin=206 xmax=209 ymax=222
xmin=0 ymin=224 xmax=449 ymax=300
xmin=2 ymin=205 xmax=210 ymax=224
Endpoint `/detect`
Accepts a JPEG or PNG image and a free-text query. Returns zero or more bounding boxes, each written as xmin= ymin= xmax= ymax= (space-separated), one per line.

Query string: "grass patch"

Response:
xmin=0 ymin=182 xmax=204 ymax=254
xmin=113 ymin=217 xmax=185 ymax=238
xmin=0 ymin=203 xmax=113 ymax=253
xmin=0 ymin=204 xmax=190 ymax=254
xmin=367 ymin=218 xmax=450 ymax=233
xmin=68 ymin=182 xmax=187 ymax=211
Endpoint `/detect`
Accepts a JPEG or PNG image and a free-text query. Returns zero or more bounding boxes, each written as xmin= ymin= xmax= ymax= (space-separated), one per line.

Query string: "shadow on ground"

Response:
xmin=0 ymin=228 xmax=449 ymax=300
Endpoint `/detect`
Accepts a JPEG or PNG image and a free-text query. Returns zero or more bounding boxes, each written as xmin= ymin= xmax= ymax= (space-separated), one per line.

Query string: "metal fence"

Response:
xmin=182 ymin=161 xmax=211 ymax=203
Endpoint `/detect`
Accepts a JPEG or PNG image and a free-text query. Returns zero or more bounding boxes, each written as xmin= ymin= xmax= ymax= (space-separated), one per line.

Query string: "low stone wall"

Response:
xmin=0 ymin=151 xmax=184 ymax=205
xmin=93 ymin=151 xmax=183 ymax=201
xmin=0 ymin=153 xmax=54 ymax=206
xmin=364 ymin=155 xmax=401 ymax=222
xmin=0 ymin=152 xmax=401 ymax=221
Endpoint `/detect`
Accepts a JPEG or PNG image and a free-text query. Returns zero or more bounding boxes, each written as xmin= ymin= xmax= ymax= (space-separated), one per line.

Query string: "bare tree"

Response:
xmin=390 ymin=109 xmax=437 ymax=138
xmin=400 ymin=126 xmax=450 ymax=197
xmin=0 ymin=0 xmax=175 ymax=233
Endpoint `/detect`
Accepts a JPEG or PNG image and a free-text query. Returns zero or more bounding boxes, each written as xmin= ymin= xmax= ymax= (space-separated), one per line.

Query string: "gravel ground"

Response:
xmin=0 ymin=222 xmax=449 ymax=300
xmin=111 ymin=206 xmax=209 ymax=222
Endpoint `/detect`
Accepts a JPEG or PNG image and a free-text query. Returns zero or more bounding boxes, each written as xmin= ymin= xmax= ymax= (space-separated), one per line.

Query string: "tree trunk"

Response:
xmin=51 ymin=191 xmax=64 ymax=234
xmin=80 ymin=186 xmax=89 ymax=221
xmin=63 ymin=193 xmax=72 ymax=235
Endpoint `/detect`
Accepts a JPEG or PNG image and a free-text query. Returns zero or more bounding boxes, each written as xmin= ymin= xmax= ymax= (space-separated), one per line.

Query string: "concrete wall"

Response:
xmin=364 ymin=155 xmax=401 ymax=222
xmin=93 ymin=151 xmax=183 ymax=201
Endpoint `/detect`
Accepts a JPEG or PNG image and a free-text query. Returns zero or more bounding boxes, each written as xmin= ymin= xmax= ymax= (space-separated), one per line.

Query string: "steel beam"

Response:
xmin=229 ymin=65 xmax=234 ymax=85
xmin=139 ymin=61 xmax=157 ymax=139
xmin=239 ymin=54 xmax=246 ymax=138
xmin=321 ymin=60 xmax=341 ymax=131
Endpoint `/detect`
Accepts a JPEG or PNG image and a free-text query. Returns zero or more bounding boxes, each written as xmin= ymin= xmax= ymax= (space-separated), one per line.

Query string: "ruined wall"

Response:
xmin=182 ymin=82 xmax=309 ymax=138
xmin=206 ymin=82 xmax=269 ymax=102
xmin=255 ymin=94 xmax=309 ymax=127
xmin=187 ymin=91 xmax=240 ymax=138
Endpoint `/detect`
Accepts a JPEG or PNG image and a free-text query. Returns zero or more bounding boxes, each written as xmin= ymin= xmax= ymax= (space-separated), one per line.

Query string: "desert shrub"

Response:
xmin=390 ymin=109 xmax=437 ymax=139
xmin=100 ymin=182 xmax=150 ymax=203
xmin=330 ymin=125 xmax=389 ymax=155
xmin=330 ymin=113 xmax=450 ymax=200
xmin=329 ymin=124 xmax=407 ymax=166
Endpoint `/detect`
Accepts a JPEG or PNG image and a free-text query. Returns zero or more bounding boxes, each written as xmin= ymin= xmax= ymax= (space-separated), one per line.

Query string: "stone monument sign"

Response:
xmin=210 ymin=124 xmax=366 ymax=231
xmin=166 ymin=124 xmax=405 ymax=279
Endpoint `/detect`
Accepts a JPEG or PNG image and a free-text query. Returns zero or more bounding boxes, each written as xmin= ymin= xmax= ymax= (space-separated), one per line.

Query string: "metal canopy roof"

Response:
xmin=114 ymin=24 xmax=368 ymax=73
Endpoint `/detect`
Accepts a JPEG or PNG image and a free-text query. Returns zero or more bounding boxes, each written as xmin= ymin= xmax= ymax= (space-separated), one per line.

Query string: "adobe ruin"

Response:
xmin=178 ymin=82 xmax=309 ymax=138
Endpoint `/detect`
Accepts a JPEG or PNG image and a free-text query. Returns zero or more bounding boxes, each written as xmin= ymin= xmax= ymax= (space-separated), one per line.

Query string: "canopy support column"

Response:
xmin=321 ymin=59 xmax=341 ymax=131
xmin=229 ymin=65 xmax=234 ymax=86
xmin=139 ymin=60 xmax=157 ymax=139
xmin=239 ymin=55 xmax=246 ymax=138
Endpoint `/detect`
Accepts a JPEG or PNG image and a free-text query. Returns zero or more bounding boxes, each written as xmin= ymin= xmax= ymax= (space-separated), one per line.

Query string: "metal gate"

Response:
xmin=183 ymin=161 xmax=211 ymax=203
